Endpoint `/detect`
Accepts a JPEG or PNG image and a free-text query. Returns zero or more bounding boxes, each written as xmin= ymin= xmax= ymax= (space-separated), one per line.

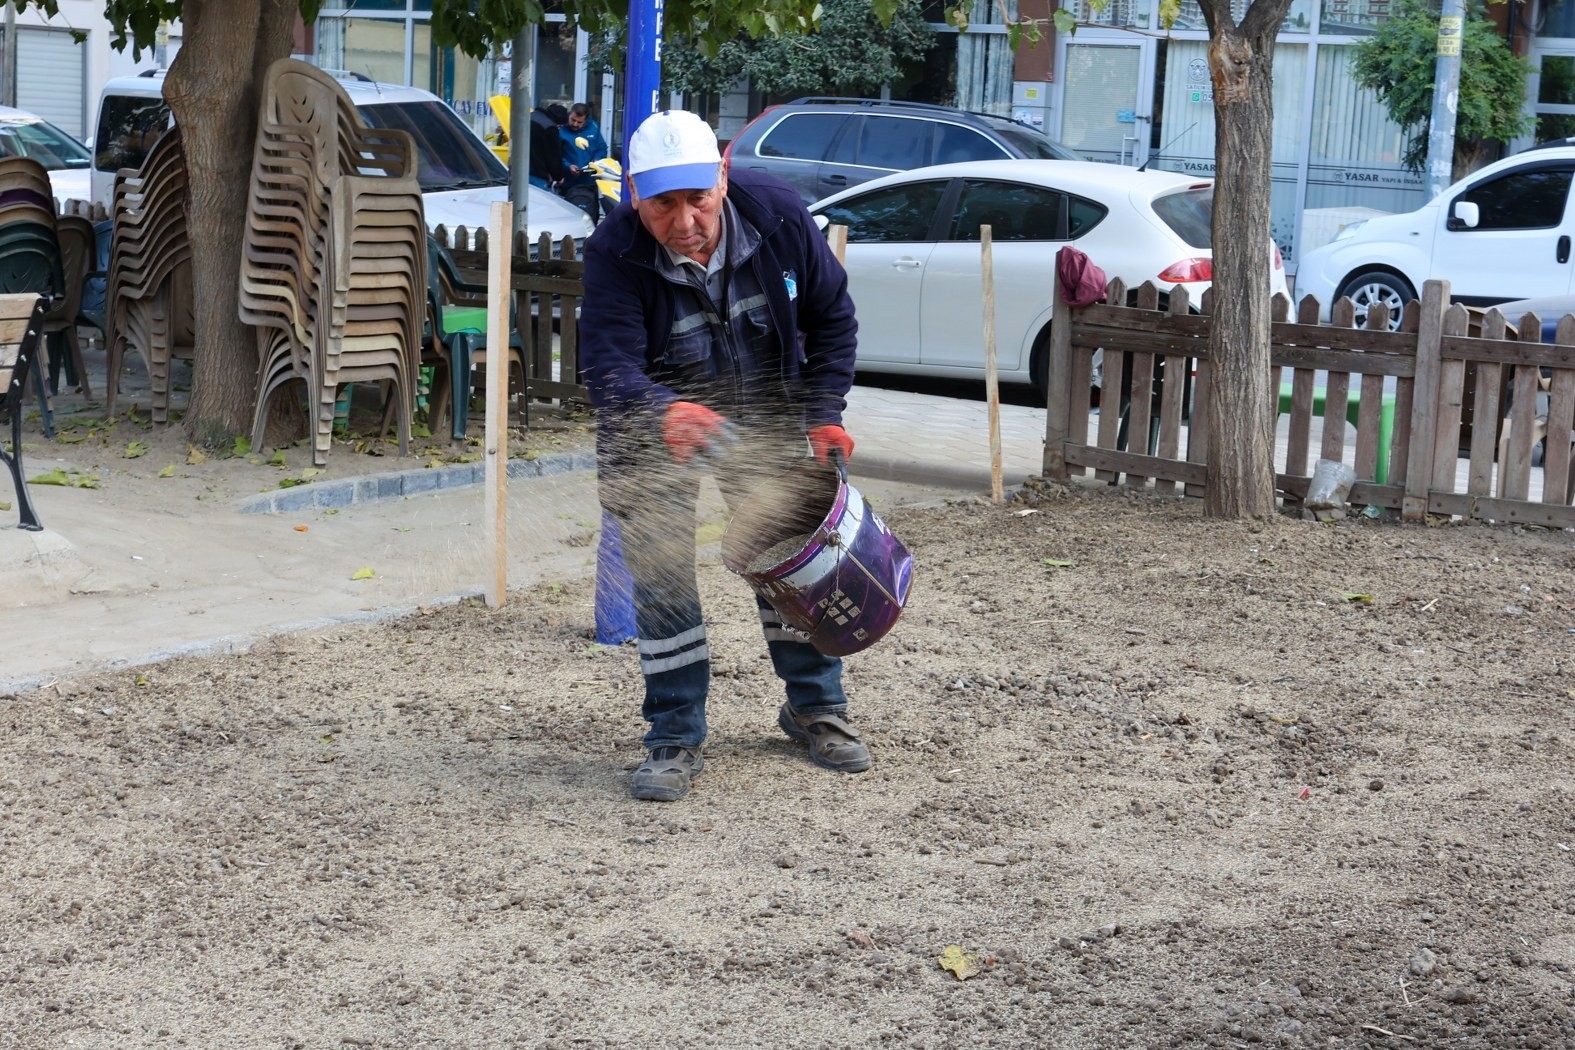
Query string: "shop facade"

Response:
xmin=306 ymin=0 xmax=1575 ymax=273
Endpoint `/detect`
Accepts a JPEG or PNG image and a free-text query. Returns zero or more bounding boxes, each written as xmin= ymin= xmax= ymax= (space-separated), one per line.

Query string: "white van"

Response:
xmin=90 ymin=69 xmax=594 ymax=245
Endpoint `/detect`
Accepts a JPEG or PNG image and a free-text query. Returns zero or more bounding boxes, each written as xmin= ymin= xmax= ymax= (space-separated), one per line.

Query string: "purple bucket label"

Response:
xmin=722 ymin=461 xmax=914 ymax=657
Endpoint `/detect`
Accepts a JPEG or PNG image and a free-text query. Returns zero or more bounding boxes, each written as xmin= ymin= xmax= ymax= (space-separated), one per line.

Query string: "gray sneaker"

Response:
xmin=778 ymin=704 xmax=872 ymax=772
xmin=631 ymin=745 xmax=704 ymax=802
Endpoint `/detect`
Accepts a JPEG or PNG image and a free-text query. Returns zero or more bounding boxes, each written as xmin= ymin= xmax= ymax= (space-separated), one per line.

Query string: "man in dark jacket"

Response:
xmin=528 ymin=104 xmax=566 ymax=190
xmin=581 ymin=109 xmax=867 ymax=802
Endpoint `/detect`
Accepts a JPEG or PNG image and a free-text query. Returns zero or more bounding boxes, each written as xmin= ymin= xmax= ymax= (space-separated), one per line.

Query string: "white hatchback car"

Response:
xmin=0 ymin=105 xmax=92 ymax=208
xmin=809 ymin=159 xmax=1289 ymax=397
xmin=1295 ymin=145 xmax=1575 ymax=329
xmin=90 ymin=70 xmax=594 ymax=245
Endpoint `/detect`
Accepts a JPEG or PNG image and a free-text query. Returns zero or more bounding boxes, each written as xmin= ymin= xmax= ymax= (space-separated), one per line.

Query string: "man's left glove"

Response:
xmin=808 ymin=424 xmax=855 ymax=465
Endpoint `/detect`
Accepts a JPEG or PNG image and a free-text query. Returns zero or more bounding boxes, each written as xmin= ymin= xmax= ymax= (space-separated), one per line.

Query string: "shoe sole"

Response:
xmin=778 ymin=707 xmax=872 ymax=773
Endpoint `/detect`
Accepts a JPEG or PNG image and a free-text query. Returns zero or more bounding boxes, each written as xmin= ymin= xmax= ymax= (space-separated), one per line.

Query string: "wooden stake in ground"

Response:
xmin=483 ymin=201 xmax=512 ymax=608
xmin=980 ymin=225 xmax=1004 ymax=502
xmin=826 ymin=223 xmax=848 ymax=264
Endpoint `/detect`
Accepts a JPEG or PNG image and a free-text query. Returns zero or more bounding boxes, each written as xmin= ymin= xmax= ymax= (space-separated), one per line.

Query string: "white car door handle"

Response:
xmin=891 ymin=257 xmax=922 ymax=270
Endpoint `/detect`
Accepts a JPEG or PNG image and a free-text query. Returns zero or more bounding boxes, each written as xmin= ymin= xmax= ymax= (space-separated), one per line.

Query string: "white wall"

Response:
xmin=18 ymin=0 xmax=182 ymax=138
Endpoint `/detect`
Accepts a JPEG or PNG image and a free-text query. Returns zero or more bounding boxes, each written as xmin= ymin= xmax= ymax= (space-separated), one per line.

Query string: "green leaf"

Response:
xmin=232 ymin=436 xmax=252 ymax=458
xmin=1053 ymin=9 xmax=1079 ymax=33
xmin=1043 ymin=558 xmax=1074 ymax=567
xmin=28 ymin=469 xmax=72 ymax=486
xmin=157 ymin=465 xmax=176 ymax=478
xmin=351 ymin=566 xmax=376 ymax=580
xmin=1340 ymin=592 xmax=1374 ymax=603
xmin=124 ymin=440 xmax=149 ymax=459
xmin=268 ymin=449 xmax=288 ymax=466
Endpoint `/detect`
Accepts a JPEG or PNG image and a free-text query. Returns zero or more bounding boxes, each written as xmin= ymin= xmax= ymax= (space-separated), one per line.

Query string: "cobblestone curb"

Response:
xmin=234 ymin=449 xmax=598 ymax=515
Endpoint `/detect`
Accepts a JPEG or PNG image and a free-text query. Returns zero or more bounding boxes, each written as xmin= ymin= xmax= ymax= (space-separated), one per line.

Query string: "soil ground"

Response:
xmin=3 ymin=376 xmax=1575 ymax=1049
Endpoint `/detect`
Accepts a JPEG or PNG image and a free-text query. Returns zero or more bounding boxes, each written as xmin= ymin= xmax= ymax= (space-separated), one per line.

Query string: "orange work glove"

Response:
xmin=807 ymin=424 xmax=855 ymax=465
xmin=661 ymin=401 xmax=730 ymax=465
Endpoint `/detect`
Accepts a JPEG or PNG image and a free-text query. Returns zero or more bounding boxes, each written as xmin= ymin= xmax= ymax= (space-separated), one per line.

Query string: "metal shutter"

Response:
xmin=16 ymin=27 xmax=86 ymax=140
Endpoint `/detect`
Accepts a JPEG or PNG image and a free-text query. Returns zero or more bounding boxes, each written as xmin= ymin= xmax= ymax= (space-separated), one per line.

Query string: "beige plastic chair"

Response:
xmin=242 ymin=58 xmax=426 ymax=465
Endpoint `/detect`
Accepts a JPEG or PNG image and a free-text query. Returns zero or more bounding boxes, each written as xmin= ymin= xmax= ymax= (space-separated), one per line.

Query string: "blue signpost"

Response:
xmin=594 ymin=0 xmax=666 ymax=646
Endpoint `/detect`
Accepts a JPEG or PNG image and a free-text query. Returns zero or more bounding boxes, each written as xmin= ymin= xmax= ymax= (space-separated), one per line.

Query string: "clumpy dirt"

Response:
xmin=3 ymin=477 xmax=1573 ymax=1048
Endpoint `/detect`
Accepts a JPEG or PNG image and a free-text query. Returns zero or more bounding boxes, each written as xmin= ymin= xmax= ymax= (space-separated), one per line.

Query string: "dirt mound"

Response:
xmin=2 ymin=483 xmax=1573 ymax=1047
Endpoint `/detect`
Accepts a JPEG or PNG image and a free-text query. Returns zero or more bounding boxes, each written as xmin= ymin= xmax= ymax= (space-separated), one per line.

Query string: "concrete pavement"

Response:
xmin=1 ymin=383 xmax=1052 ymax=692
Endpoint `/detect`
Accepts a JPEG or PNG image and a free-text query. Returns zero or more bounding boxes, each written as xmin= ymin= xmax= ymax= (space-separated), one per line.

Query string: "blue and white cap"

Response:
xmin=627 ymin=110 xmax=722 ymax=199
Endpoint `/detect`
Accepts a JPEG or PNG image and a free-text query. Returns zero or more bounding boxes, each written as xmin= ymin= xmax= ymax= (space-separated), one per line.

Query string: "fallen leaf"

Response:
xmin=1043 ymin=558 xmax=1073 ymax=567
xmin=1013 ymin=508 xmax=1039 ymax=516
xmin=938 ymin=944 xmax=982 ymax=981
xmin=294 ymin=525 xmax=309 ymax=533
xmin=186 ymin=446 xmax=207 ymax=465
xmin=1340 ymin=592 xmax=1374 ymax=603
xmin=28 ymin=469 xmax=72 ymax=486
xmin=268 ymin=449 xmax=287 ymax=467
xmin=351 ymin=567 xmax=376 ymax=580
xmin=157 ymin=465 xmax=176 ymax=478
xmin=124 ymin=440 xmax=149 ymax=459
xmin=847 ymin=931 xmax=877 ymax=949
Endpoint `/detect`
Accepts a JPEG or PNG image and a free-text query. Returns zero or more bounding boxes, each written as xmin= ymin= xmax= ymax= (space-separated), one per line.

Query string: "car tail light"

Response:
xmin=1158 ymin=257 xmax=1213 ymax=283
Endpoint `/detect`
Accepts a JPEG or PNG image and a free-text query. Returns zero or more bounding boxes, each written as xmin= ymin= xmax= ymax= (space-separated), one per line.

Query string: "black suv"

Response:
xmin=723 ymin=97 xmax=1083 ymax=205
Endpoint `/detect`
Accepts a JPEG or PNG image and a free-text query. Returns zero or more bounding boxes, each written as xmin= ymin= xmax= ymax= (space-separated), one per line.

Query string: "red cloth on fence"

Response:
xmin=1056 ymin=245 xmax=1108 ymax=307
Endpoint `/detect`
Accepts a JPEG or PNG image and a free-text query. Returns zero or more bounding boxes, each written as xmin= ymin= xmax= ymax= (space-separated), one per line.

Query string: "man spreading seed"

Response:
xmin=580 ymin=109 xmax=868 ymax=802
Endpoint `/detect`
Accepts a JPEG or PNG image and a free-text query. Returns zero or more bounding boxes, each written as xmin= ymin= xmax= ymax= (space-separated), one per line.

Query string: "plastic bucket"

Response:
xmin=721 ymin=458 xmax=914 ymax=657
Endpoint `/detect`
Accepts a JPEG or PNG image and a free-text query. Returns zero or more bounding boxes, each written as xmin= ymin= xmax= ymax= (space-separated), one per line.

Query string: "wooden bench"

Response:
xmin=0 ymin=292 xmax=51 ymax=530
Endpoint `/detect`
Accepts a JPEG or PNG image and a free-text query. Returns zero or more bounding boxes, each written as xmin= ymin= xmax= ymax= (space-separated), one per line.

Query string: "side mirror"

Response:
xmin=1450 ymin=200 xmax=1480 ymax=230
xmin=812 ymin=213 xmax=829 ymax=233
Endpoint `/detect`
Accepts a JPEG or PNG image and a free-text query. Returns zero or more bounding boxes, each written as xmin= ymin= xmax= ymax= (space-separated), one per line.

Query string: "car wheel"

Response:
xmin=1335 ymin=270 xmax=1414 ymax=331
xmin=1030 ymin=328 xmax=1051 ymax=406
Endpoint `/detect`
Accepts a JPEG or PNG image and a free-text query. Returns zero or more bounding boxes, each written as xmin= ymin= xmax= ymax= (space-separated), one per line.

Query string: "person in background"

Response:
xmin=528 ymin=103 xmax=566 ymax=190
xmin=558 ymin=102 xmax=609 ymax=223
xmin=579 ymin=110 xmax=868 ymax=802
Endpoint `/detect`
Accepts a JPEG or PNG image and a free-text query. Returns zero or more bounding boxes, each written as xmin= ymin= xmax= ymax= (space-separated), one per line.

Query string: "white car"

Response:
xmin=0 ymin=105 xmax=92 ymax=208
xmin=90 ymin=70 xmax=593 ymax=245
xmin=809 ymin=159 xmax=1289 ymax=397
xmin=1295 ymin=145 xmax=1575 ymax=329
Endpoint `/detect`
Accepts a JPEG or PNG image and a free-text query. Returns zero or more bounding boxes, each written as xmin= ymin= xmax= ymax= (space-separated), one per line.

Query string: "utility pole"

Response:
xmin=1425 ymin=0 xmax=1465 ymax=199
xmin=2 ymin=3 xmax=18 ymax=109
xmin=507 ymin=26 xmax=536 ymax=237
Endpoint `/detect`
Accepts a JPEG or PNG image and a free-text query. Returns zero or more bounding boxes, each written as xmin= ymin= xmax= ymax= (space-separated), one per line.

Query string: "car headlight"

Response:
xmin=1331 ymin=220 xmax=1368 ymax=242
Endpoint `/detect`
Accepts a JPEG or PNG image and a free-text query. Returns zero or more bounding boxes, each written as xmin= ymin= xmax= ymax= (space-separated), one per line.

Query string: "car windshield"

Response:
xmin=356 ymin=100 xmax=508 ymax=191
xmin=0 ymin=116 xmax=92 ymax=170
xmin=1150 ymin=187 xmax=1214 ymax=249
xmin=978 ymin=118 xmax=1083 ymax=161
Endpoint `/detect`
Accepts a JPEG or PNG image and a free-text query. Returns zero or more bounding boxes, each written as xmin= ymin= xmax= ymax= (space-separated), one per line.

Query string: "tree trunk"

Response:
xmin=1197 ymin=0 xmax=1293 ymax=519
xmin=162 ymin=0 xmax=297 ymax=448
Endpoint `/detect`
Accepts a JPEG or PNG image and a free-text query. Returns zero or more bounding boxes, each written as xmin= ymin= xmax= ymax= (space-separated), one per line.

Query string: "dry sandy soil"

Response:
xmin=4 ymin=382 xmax=1575 ymax=1049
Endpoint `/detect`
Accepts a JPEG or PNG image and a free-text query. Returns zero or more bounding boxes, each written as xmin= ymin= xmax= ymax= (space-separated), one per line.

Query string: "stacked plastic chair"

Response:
xmin=43 ymin=213 xmax=96 ymax=396
xmin=103 ymin=127 xmax=193 ymax=421
xmin=0 ymin=157 xmax=64 ymax=435
xmin=241 ymin=59 xmax=426 ymax=465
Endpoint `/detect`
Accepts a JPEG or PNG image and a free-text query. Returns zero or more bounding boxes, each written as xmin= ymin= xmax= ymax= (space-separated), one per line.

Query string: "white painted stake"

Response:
xmin=483 ymin=201 xmax=512 ymax=608
xmin=981 ymin=225 xmax=1003 ymax=502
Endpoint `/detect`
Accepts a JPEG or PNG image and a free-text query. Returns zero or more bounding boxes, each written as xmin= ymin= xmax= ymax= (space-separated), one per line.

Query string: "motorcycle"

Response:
xmin=486 ymin=94 xmax=622 ymax=221
xmin=583 ymin=156 xmax=623 ymax=217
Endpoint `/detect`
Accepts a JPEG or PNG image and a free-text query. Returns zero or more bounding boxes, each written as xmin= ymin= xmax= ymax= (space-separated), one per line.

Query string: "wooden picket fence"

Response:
xmin=431 ymin=224 xmax=589 ymax=416
xmin=1043 ymin=278 xmax=1575 ymax=528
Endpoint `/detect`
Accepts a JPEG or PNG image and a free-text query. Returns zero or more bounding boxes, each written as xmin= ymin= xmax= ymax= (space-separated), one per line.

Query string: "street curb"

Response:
xmin=233 ymin=449 xmax=599 ymax=514
xmin=231 ymin=446 xmax=1016 ymax=517
xmin=851 ymin=452 xmax=1038 ymax=494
